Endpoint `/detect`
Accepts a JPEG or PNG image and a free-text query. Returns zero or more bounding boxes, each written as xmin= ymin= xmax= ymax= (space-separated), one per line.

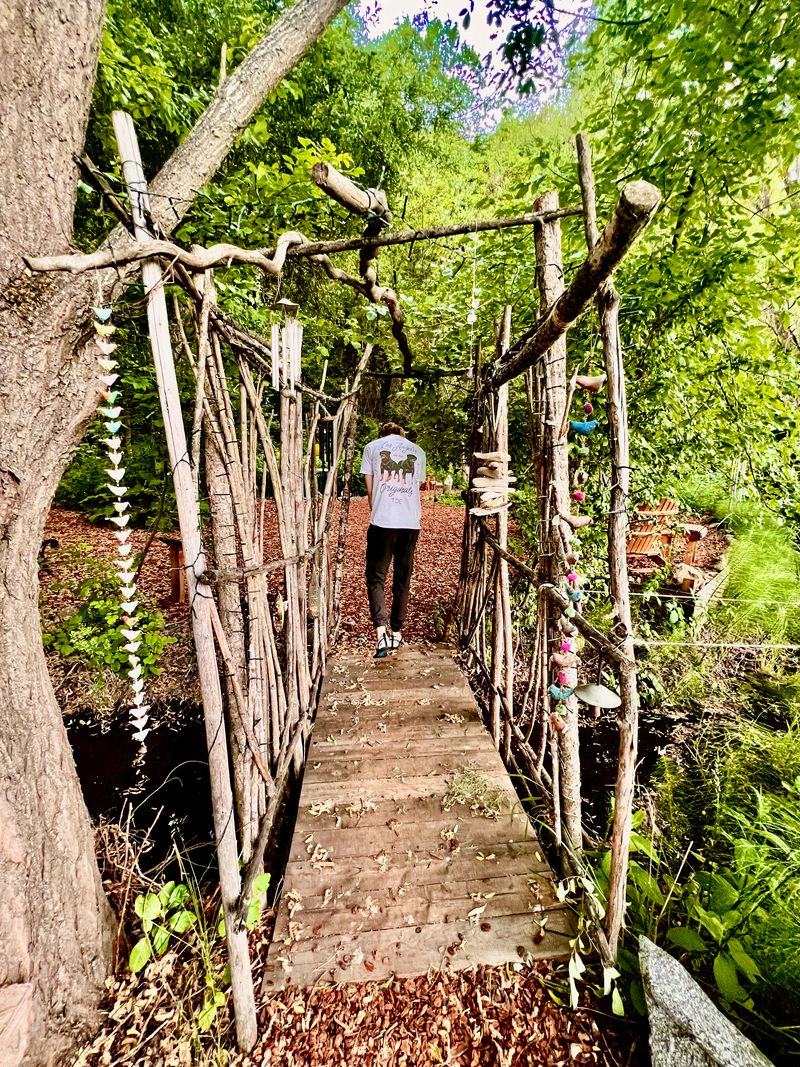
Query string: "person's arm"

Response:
xmin=365 ymin=474 xmax=373 ymax=508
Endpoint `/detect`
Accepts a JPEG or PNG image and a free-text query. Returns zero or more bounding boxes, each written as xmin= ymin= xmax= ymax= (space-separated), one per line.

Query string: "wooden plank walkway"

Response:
xmin=263 ymin=644 xmax=573 ymax=990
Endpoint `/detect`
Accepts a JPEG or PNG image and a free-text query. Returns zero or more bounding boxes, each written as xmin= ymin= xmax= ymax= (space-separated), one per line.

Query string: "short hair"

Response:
xmin=379 ymin=422 xmax=405 ymax=438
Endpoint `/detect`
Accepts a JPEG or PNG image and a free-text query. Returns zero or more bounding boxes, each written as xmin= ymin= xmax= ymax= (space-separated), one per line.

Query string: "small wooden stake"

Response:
xmin=112 ymin=110 xmax=257 ymax=1051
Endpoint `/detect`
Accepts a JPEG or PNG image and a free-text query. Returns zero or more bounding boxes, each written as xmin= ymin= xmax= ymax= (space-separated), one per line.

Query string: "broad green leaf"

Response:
xmin=727 ymin=938 xmax=762 ymax=983
xmin=691 ymin=904 xmax=725 ymax=943
xmin=667 ymin=926 xmax=708 ymax=952
xmin=714 ymin=952 xmax=748 ymax=1004
xmin=167 ymin=884 xmax=191 ymax=909
xmin=134 ymin=893 xmax=162 ymax=923
xmin=168 ymin=909 xmax=197 ymax=934
xmin=611 ymin=986 xmax=625 ymax=1017
xmin=157 ymin=881 xmax=176 ymax=907
xmin=253 ymin=872 xmax=271 ymax=894
xmin=151 ymin=923 xmax=170 ymax=956
xmin=128 ymin=938 xmax=152 ymax=974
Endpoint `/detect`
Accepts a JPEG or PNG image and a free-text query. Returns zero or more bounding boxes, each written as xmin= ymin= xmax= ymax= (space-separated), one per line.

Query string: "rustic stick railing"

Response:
xmin=112 ymin=110 xmax=258 ymax=1051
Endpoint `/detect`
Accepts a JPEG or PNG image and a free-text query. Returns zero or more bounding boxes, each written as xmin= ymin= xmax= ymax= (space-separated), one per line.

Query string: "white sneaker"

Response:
xmin=374 ymin=632 xmax=392 ymax=659
xmin=390 ymin=631 xmax=403 ymax=651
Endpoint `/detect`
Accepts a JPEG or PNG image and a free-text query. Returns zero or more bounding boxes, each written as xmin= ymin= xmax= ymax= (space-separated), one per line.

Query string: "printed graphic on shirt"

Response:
xmin=379 ymin=450 xmax=417 ymax=482
xmin=360 ymin=434 xmax=426 ymax=530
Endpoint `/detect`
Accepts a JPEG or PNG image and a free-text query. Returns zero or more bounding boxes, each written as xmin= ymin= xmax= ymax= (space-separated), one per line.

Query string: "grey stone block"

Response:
xmin=640 ymin=937 xmax=773 ymax=1067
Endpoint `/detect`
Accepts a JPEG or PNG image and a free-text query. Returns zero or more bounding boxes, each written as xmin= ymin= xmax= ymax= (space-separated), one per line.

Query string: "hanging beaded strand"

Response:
xmin=92 ymin=301 xmax=150 ymax=746
xmin=549 ymin=371 xmax=607 ymax=727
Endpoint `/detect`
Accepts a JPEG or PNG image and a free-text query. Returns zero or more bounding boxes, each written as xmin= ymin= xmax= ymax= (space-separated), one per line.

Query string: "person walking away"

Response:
xmin=360 ymin=422 xmax=426 ymax=658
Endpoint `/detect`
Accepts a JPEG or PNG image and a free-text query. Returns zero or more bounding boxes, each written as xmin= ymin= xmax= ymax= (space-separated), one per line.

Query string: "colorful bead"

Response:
xmin=584 ymin=402 xmax=594 ymax=415
xmin=572 ymin=491 xmax=586 ymax=502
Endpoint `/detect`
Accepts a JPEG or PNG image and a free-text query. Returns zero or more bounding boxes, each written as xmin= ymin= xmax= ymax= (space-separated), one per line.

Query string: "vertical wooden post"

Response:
xmin=112 ymin=111 xmax=257 ymax=1051
xmin=491 ymin=306 xmax=514 ymax=760
xmin=576 ymin=133 xmax=639 ymax=955
xmin=534 ymin=191 xmax=583 ymax=855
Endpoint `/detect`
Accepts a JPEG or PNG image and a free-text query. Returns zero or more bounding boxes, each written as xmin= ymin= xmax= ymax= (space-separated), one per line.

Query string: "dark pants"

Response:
xmin=365 ymin=524 xmax=419 ymax=631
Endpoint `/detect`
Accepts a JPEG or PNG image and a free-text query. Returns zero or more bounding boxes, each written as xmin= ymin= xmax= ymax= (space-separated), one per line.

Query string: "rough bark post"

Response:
xmin=113 ymin=111 xmax=257 ymax=1050
xmin=534 ymin=192 xmax=584 ymax=855
xmin=576 ymin=132 xmax=640 ymax=956
xmin=196 ymin=271 xmax=254 ymax=856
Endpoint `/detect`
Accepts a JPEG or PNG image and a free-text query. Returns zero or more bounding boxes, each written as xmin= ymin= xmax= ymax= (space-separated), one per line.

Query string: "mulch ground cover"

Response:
xmin=42 ymin=494 xmax=465 ymax=716
xmin=76 ymin=947 xmax=644 ymax=1067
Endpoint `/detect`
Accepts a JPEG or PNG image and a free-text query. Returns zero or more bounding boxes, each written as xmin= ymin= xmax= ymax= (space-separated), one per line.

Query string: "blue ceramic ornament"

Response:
xmin=93 ymin=306 xmax=113 ymax=322
xmin=549 ymin=683 xmax=574 ymax=702
xmin=570 ymin=590 xmax=583 ymax=602
xmin=570 ymin=419 xmax=599 ymax=436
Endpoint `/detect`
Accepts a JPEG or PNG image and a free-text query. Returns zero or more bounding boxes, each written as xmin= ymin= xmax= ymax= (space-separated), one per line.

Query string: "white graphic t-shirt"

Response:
xmin=360 ymin=434 xmax=426 ymax=530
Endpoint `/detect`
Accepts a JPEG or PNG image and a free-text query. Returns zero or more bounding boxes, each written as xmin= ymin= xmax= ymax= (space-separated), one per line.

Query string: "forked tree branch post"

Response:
xmin=576 ymin=132 xmax=640 ymax=959
xmin=485 ymin=181 xmax=661 ymax=390
xmin=311 ymin=162 xmax=415 ymax=375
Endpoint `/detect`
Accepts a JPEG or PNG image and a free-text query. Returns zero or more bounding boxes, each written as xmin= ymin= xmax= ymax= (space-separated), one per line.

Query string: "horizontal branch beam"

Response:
xmin=280 ymin=206 xmax=584 ymax=259
xmin=26 ymin=207 xmax=586 ymax=277
xmin=486 ymin=181 xmax=661 ymax=389
xmin=24 ymin=232 xmax=305 ymax=275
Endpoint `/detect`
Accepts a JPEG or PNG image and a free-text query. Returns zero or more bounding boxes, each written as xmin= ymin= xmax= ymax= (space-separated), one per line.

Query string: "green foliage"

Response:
xmin=129 ymin=865 xmax=270 ymax=1036
xmin=129 ymin=880 xmax=198 ymax=973
xmin=590 ymin=698 xmax=800 ymax=1058
xmin=41 ymin=543 xmax=173 ymax=680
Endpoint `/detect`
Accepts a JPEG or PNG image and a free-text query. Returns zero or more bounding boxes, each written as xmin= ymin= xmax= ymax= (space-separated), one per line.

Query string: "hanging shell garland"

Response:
xmin=93 ymin=305 xmax=150 ymax=746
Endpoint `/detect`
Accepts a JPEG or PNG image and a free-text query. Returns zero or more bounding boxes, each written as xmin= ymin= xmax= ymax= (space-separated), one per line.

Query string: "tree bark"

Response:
xmin=0 ymin=4 xmax=117 ymax=1064
xmin=534 ymin=192 xmax=584 ymax=856
xmin=0 ymin=1 xmax=349 ymax=1062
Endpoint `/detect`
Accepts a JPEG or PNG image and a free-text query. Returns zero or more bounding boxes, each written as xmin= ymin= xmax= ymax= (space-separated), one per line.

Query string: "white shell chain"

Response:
xmin=93 ymin=305 xmax=150 ymax=745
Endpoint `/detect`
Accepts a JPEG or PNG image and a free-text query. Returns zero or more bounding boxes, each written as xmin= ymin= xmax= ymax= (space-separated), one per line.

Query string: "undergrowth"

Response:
xmin=41 ymin=541 xmax=174 ymax=682
xmin=589 ymin=487 xmax=800 ymax=1062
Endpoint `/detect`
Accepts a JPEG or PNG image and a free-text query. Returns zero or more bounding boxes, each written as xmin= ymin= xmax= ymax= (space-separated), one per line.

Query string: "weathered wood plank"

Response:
xmin=265 ymin=911 xmax=574 ymax=989
xmin=300 ymin=749 xmax=506 ymax=784
xmin=272 ymin=879 xmax=563 ymax=944
xmin=289 ymin=810 xmax=537 ymax=863
xmin=263 ymin=648 xmax=573 ymax=990
xmin=281 ymin=847 xmax=552 ymax=899
xmin=294 ymin=797 xmax=521 ymax=837
xmin=301 ymin=773 xmax=511 ymax=804
xmin=290 ymin=869 xmax=556 ymax=913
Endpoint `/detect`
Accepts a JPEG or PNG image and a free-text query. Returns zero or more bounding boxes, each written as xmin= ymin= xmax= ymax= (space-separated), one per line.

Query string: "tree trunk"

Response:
xmin=0 ymin=3 xmax=117 ymax=1063
xmin=0 ymin=0 xmax=351 ymax=1061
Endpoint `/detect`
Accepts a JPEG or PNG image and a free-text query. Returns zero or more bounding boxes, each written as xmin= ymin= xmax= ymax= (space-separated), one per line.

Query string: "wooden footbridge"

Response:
xmin=263 ymin=645 xmax=574 ymax=990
